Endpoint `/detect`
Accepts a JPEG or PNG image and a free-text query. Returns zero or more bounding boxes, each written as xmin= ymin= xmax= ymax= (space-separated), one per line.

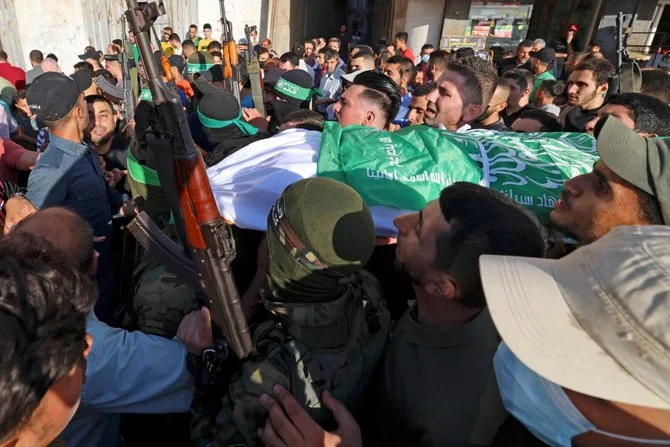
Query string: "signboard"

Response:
xmin=440 ymin=36 xmax=487 ymax=51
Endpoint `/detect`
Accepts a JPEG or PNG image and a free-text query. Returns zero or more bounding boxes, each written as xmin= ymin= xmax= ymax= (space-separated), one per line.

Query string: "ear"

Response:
xmin=463 ymin=104 xmax=484 ymax=124
xmin=423 ymin=272 xmax=458 ymax=300
xmin=497 ymin=101 xmax=508 ymax=112
xmin=364 ymin=110 xmax=376 ymax=126
xmin=599 ymin=82 xmax=608 ymax=96
xmin=83 ymin=333 xmax=93 ymax=359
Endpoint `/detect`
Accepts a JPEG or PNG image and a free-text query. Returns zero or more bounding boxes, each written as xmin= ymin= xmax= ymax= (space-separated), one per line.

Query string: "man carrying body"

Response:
xmin=350 ymin=51 xmax=375 ymax=72
xmin=584 ymin=92 xmax=670 ymax=137
xmin=500 ymin=69 xmax=534 ymax=127
xmin=472 ymin=78 xmax=510 ymax=131
xmin=528 ymin=48 xmax=556 ymax=102
xmin=25 ymin=72 xmax=130 ymax=322
xmin=382 ymin=55 xmax=414 ymax=127
xmin=497 ymin=39 xmax=533 ymax=75
xmin=332 ymin=71 xmax=401 ymax=130
xmin=407 ymin=82 xmax=436 ymax=126
xmin=561 ymin=58 xmax=614 ymax=132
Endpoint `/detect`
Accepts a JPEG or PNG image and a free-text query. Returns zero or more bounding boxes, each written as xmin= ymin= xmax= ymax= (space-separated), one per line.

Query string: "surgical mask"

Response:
xmin=494 ymin=342 xmax=670 ymax=447
xmin=421 ymin=54 xmax=430 ymax=64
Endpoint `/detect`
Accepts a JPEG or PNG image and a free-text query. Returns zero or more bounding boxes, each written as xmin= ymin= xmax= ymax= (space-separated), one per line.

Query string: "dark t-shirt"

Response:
xmin=102 ymin=133 xmax=131 ymax=195
xmin=501 ymin=105 xmax=532 ymax=128
xmin=563 ymin=105 xmax=602 ymax=132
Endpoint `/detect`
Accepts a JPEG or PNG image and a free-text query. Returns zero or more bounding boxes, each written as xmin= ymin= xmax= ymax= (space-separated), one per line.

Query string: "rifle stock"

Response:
xmin=125 ymin=0 xmax=253 ymax=359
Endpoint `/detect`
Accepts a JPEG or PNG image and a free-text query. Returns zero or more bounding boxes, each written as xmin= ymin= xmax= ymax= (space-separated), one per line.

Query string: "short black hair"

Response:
xmin=94 ymin=68 xmax=117 ymax=86
xmin=168 ymin=33 xmax=181 ymax=43
xmin=394 ymin=32 xmax=409 ymax=43
xmin=641 ymin=68 xmax=670 ymax=104
xmin=189 ymin=24 xmax=197 ymax=30
xmin=112 ymin=39 xmax=123 ymax=48
xmin=182 ymin=40 xmax=196 ymax=51
xmin=386 ymin=55 xmax=415 ymax=79
xmin=204 ymin=23 xmax=212 ymax=30
xmin=74 ymin=61 xmax=94 ymax=72
xmin=207 ymin=41 xmax=222 ymax=52
xmin=352 ymin=71 xmax=402 ymax=125
xmin=444 ymin=62 xmax=483 ymax=106
xmin=519 ymin=39 xmax=534 ymax=49
xmin=413 ymin=81 xmax=436 ymax=97
xmin=291 ymin=42 xmax=305 ymax=58
xmin=429 ymin=50 xmax=451 ymax=70
xmin=354 ymin=45 xmax=374 ymax=55
xmin=538 ymin=79 xmax=566 ymax=98
xmin=351 ymin=51 xmax=375 ymax=65
xmin=589 ymin=40 xmax=603 ymax=47
xmin=457 ymin=57 xmax=499 ymax=106
xmin=86 ymin=93 xmax=114 ymax=111
xmin=280 ymin=52 xmax=300 ymax=68
xmin=281 ymin=109 xmax=325 ymax=132
xmin=328 ymin=37 xmax=341 ymax=45
xmin=46 ymin=53 xmax=58 ymax=61
xmin=324 ymin=48 xmax=339 ymax=61
xmin=435 ymin=182 xmax=546 ymax=308
xmin=0 ymin=50 xmax=9 ymax=61
xmin=455 ymin=47 xmax=475 ymax=62
xmin=573 ymin=58 xmax=615 ymax=86
xmin=502 ymin=68 xmax=534 ymax=93
xmin=421 ymin=44 xmax=434 ymax=52
xmin=606 ymin=92 xmax=670 ymax=136
xmin=0 ymin=233 xmax=96 ymax=443
xmin=516 ymin=108 xmax=562 ymax=132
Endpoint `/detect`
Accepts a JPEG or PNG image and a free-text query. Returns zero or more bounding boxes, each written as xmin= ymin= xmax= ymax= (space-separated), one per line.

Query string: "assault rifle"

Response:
xmin=219 ymin=0 xmax=240 ymax=103
xmin=610 ymin=11 xmax=641 ymax=94
xmin=244 ymin=24 xmax=265 ymax=116
xmin=96 ymin=15 xmax=137 ymax=121
xmin=123 ymin=0 xmax=253 ymax=359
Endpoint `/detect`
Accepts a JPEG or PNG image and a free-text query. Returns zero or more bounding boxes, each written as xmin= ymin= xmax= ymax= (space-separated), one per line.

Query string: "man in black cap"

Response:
xmin=528 ymin=47 xmax=556 ymax=103
xmin=79 ymin=48 xmax=102 ymax=71
xmin=266 ymin=69 xmax=320 ymax=134
xmin=24 ymin=72 xmax=131 ymax=322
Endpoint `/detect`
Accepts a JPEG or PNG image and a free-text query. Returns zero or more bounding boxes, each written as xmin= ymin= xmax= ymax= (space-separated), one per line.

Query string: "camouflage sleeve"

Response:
xmin=212 ymin=360 xmax=291 ymax=446
xmin=132 ymin=262 xmax=199 ymax=338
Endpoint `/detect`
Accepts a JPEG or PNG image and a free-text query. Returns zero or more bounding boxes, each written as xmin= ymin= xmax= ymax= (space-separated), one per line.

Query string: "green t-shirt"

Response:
xmin=530 ymin=70 xmax=556 ymax=103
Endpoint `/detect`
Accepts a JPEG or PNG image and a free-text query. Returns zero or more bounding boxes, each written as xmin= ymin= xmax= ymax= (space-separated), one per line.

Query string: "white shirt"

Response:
xmin=298 ymin=59 xmax=315 ymax=80
xmin=318 ymin=67 xmax=345 ymax=113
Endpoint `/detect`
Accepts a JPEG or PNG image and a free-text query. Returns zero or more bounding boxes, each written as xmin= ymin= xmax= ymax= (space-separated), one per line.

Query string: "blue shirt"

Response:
xmin=26 ymin=133 xmax=125 ymax=317
xmin=60 ymin=312 xmax=194 ymax=447
xmin=392 ymin=92 xmax=412 ymax=127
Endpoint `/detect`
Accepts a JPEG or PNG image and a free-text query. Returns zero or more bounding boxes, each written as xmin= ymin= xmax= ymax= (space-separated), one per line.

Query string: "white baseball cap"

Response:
xmin=480 ymin=225 xmax=670 ymax=409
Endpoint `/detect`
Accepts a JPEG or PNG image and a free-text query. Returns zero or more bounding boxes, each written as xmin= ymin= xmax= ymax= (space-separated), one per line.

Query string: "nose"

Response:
xmin=426 ymin=89 xmax=439 ymax=104
xmin=393 ymin=212 xmax=418 ymax=234
xmin=563 ymin=175 xmax=583 ymax=197
xmin=567 ymin=84 xmax=578 ymax=95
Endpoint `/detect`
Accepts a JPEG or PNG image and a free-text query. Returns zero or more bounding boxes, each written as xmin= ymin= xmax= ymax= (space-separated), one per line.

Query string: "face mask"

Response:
xmin=421 ymin=54 xmax=430 ymax=64
xmin=494 ymin=342 xmax=670 ymax=447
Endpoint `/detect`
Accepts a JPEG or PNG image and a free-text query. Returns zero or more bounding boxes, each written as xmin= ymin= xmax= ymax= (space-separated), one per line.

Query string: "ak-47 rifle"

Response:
xmin=98 ymin=15 xmax=137 ymax=121
xmin=244 ymin=24 xmax=265 ymax=116
xmin=219 ymin=0 xmax=241 ymax=103
xmin=123 ymin=0 xmax=253 ymax=359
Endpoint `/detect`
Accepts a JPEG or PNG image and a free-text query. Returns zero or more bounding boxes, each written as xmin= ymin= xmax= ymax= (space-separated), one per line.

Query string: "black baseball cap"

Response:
xmin=26 ymin=71 xmax=92 ymax=121
xmin=530 ymin=48 xmax=556 ymax=64
xmin=79 ymin=48 xmax=99 ymax=60
xmin=168 ymin=54 xmax=186 ymax=73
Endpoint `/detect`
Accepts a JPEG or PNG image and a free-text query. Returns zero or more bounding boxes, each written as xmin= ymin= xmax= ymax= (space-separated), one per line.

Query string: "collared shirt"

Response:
xmin=298 ymin=59 xmax=315 ymax=80
xmin=318 ymin=68 xmax=344 ymax=113
xmin=26 ymin=134 xmax=124 ymax=309
xmin=373 ymin=304 xmax=503 ymax=446
xmin=60 ymin=312 xmax=193 ymax=447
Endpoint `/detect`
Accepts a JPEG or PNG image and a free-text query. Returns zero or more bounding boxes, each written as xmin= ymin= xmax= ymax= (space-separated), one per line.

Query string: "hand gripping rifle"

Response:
xmin=219 ymin=0 xmax=241 ymax=103
xmin=123 ymin=0 xmax=253 ymax=359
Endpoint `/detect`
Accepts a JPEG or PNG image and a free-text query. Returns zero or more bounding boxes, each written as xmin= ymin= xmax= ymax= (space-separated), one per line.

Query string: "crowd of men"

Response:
xmin=0 ymin=16 xmax=669 ymax=447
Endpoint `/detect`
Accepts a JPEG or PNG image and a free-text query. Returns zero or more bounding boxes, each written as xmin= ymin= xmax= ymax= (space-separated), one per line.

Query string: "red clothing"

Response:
xmin=0 ymin=139 xmax=29 ymax=184
xmin=0 ymin=63 xmax=26 ymax=90
xmin=401 ymin=48 xmax=416 ymax=63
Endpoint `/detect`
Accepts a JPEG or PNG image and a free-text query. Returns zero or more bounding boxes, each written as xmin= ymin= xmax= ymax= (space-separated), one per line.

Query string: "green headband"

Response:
xmin=274 ymin=77 xmax=322 ymax=101
xmin=197 ymin=108 xmax=259 ymax=136
xmin=188 ymin=62 xmax=214 ymax=74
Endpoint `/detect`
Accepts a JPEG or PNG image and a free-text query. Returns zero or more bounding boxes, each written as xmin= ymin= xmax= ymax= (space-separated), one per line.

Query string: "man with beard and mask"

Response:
xmin=265 ymin=70 xmax=321 ymax=134
xmin=190 ymin=177 xmax=391 ymax=447
xmin=85 ymin=95 xmax=130 ymax=195
xmin=197 ymin=88 xmax=269 ymax=166
xmin=253 ymin=183 xmax=546 ymax=447
xmin=471 ymin=78 xmax=511 ymax=131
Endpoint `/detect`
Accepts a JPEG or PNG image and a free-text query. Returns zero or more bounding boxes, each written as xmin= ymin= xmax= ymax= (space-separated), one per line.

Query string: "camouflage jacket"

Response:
xmin=191 ymin=270 xmax=391 ymax=446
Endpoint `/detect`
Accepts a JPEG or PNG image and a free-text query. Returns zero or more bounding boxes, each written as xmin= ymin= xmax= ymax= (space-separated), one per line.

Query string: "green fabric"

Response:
xmin=530 ymin=70 xmax=556 ymax=102
xmin=266 ymin=177 xmax=375 ymax=303
xmin=127 ymin=150 xmax=161 ymax=187
xmin=197 ymin=108 xmax=259 ymax=136
xmin=139 ymin=87 xmax=152 ymax=102
xmin=274 ymin=77 xmax=322 ymax=101
xmin=187 ymin=62 xmax=214 ymax=75
xmin=317 ymin=122 xmax=598 ymax=224
xmin=131 ymin=44 xmax=140 ymax=63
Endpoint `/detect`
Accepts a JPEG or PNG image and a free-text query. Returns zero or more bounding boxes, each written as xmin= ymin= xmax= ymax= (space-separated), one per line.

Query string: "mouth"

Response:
xmin=91 ymin=127 xmax=107 ymax=137
xmin=424 ymin=105 xmax=436 ymax=118
xmin=568 ymin=95 xmax=578 ymax=103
